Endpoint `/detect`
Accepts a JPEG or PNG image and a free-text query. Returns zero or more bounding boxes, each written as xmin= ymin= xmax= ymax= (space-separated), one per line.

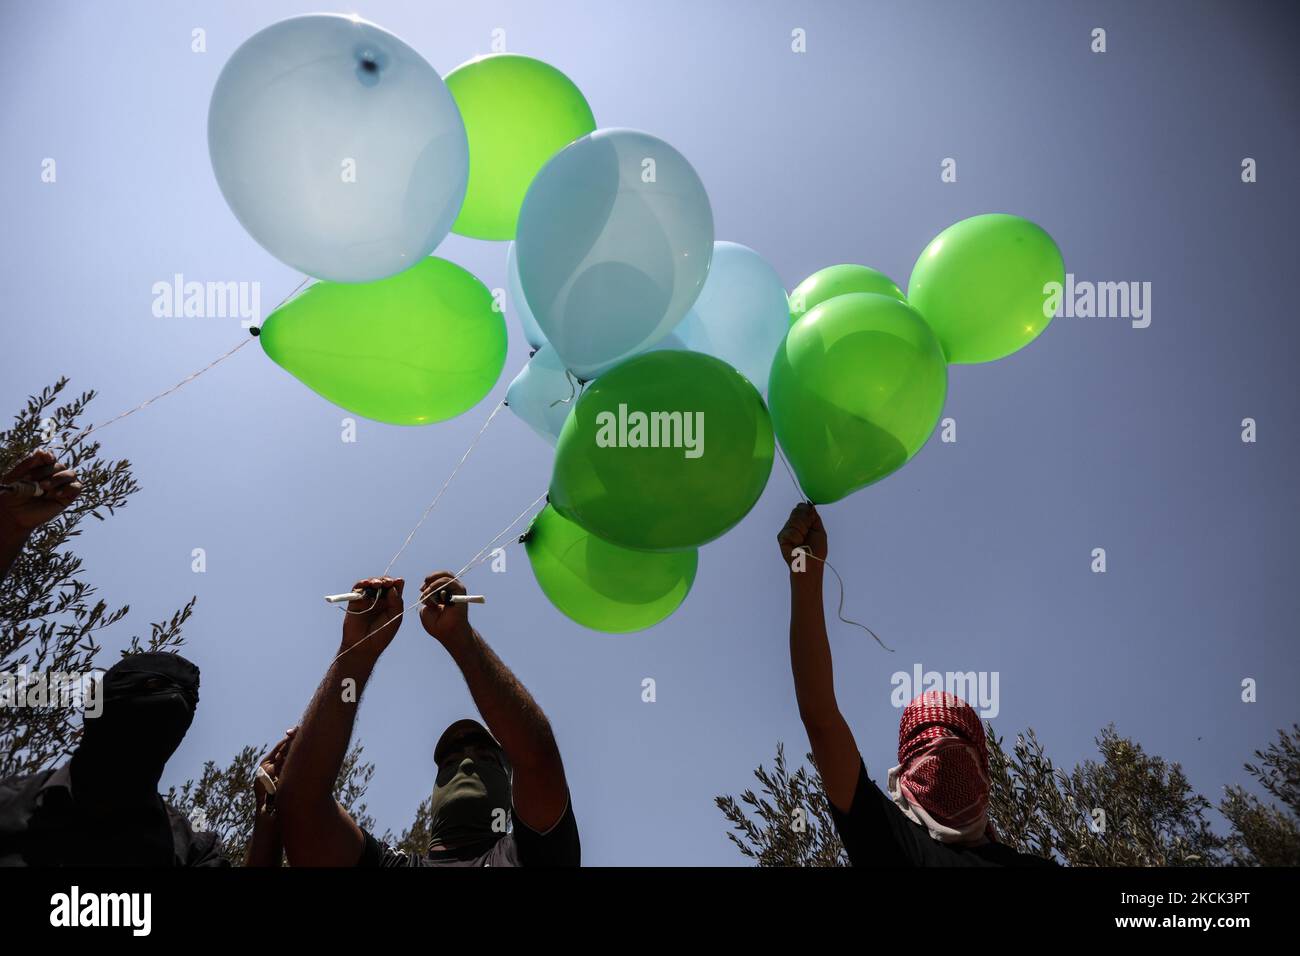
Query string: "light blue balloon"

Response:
xmin=506 ymin=241 xmax=548 ymax=350
xmin=672 ymin=241 xmax=789 ymax=391
xmin=505 ymin=345 xmax=577 ymax=444
xmin=515 ymin=128 xmax=714 ymax=381
xmin=208 ymin=14 xmax=468 ymax=283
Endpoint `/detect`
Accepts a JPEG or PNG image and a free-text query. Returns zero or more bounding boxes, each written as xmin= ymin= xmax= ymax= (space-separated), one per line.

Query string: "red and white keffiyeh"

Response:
xmin=886 ymin=690 xmax=996 ymax=845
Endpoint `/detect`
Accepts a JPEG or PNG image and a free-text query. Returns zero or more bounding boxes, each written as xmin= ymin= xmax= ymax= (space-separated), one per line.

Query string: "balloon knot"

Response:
xmin=248 ymin=326 xmax=261 ymax=337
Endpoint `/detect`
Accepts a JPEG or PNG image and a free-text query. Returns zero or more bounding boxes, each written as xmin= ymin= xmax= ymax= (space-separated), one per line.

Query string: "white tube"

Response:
xmin=324 ymin=591 xmax=485 ymax=604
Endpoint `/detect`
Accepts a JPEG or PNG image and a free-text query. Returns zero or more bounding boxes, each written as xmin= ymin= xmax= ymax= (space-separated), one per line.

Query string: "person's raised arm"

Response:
xmin=419 ymin=571 xmax=569 ymax=833
xmin=245 ymin=728 xmax=295 ymax=867
xmin=778 ymin=503 xmax=861 ymax=812
xmin=0 ymin=450 xmax=82 ymax=584
xmin=276 ymin=577 xmax=404 ymax=866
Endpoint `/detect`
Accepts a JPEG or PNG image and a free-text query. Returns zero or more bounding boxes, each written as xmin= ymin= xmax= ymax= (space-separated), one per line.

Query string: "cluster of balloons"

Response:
xmin=209 ymin=14 xmax=1064 ymax=635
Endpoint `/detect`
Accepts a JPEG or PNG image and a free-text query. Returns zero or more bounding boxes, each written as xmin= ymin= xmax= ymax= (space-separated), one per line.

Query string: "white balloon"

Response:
xmin=506 ymin=241 xmax=548 ymax=349
xmin=505 ymin=345 xmax=574 ymax=445
xmin=670 ymin=241 xmax=789 ymax=391
xmin=208 ymin=14 xmax=468 ymax=282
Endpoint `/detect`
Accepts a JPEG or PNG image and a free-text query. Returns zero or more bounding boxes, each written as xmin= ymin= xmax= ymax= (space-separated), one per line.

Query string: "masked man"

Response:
xmin=778 ymin=503 xmax=1055 ymax=866
xmin=0 ymin=652 xmax=228 ymax=866
xmin=276 ymin=572 xmax=579 ymax=867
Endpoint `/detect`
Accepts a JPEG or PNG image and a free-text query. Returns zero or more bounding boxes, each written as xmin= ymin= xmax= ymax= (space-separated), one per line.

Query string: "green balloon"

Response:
xmin=550 ymin=350 xmax=773 ymax=552
xmin=907 ymin=213 xmax=1064 ymax=364
xmin=260 ymin=257 xmax=506 ymax=425
xmin=524 ymin=504 xmax=697 ymax=632
xmin=768 ymin=293 xmax=947 ymax=504
xmin=446 ymin=54 xmax=596 ymax=241
xmin=789 ymin=263 xmax=904 ymax=324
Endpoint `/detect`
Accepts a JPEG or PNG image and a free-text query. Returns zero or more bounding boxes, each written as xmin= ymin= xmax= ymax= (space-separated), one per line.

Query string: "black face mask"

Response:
xmin=427 ymin=746 xmax=512 ymax=851
xmin=72 ymin=653 xmax=199 ymax=806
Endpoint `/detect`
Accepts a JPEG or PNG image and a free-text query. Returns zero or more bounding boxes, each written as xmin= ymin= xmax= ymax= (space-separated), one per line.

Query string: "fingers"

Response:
xmin=2 ymin=452 xmax=79 ymax=502
xmin=784 ymin=502 xmax=815 ymax=530
xmin=263 ymin=726 xmax=298 ymax=772
xmin=44 ymin=470 xmax=82 ymax=502
xmin=347 ymin=576 xmax=404 ymax=610
xmin=3 ymin=449 xmax=54 ymax=482
xmin=419 ymin=571 xmax=463 ymax=606
xmin=264 ymin=739 xmax=289 ymax=769
xmin=381 ymin=576 xmax=405 ymax=613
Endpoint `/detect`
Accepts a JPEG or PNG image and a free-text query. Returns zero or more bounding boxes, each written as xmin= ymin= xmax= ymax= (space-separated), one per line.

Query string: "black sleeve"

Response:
xmin=511 ymin=796 xmax=580 ymax=867
xmin=187 ymin=830 xmax=232 ymax=867
xmin=827 ymin=760 xmax=957 ymax=867
xmin=165 ymin=802 xmax=231 ymax=867
xmin=357 ymin=830 xmax=415 ymax=868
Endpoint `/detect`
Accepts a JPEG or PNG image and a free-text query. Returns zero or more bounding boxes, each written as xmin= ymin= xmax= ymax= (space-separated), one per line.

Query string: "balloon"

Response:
xmin=789 ymin=264 xmax=904 ymax=323
xmin=260 ymin=257 xmax=506 ymax=425
xmin=208 ymin=14 xmax=468 ymax=283
xmin=505 ymin=346 xmax=575 ymax=445
xmin=550 ymin=350 xmax=773 ymax=552
xmin=768 ymin=293 xmax=947 ymax=504
xmin=523 ymin=505 xmax=697 ymax=632
xmin=446 ymin=54 xmax=596 ymax=240
xmin=506 ymin=241 xmax=548 ymax=349
xmin=671 ymin=242 xmax=789 ymax=390
xmin=516 ymin=128 xmax=714 ymax=380
xmin=907 ymin=214 xmax=1064 ymax=364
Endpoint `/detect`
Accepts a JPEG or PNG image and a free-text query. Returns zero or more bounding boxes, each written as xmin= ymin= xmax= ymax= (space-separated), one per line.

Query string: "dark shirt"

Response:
xmin=829 ymin=760 xmax=1057 ymax=867
xmin=0 ymin=764 xmax=229 ymax=867
xmin=359 ymin=798 xmax=580 ymax=867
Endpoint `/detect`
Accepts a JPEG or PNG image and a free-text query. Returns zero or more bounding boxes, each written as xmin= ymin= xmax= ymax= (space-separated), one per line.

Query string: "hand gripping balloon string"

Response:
xmin=792 ymin=547 xmax=894 ymax=652
xmin=0 ymin=480 xmax=44 ymax=500
xmin=44 ymin=275 xmax=312 ymax=454
xmin=328 ymin=490 xmax=549 ymax=667
xmin=381 ymin=401 xmax=504 ymax=577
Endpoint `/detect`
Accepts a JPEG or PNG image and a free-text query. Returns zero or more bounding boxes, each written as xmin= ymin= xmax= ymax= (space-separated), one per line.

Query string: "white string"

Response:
xmin=330 ymin=490 xmax=549 ymax=667
xmin=48 ymin=275 xmax=312 ymax=452
xmin=549 ymin=369 xmax=581 ymax=408
xmin=340 ymin=591 xmax=381 ymax=616
xmin=774 ymin=441 xmax=810 ymax=503
xmin=794 ymin=547 xmax=894 ymax=653
xmin=453 ymin=490 xmax=548 ymax=579
xmin=50 ymin=338 xmax=256 ymax=452
xmin=381 ymin=400 xmax=504 ymax=576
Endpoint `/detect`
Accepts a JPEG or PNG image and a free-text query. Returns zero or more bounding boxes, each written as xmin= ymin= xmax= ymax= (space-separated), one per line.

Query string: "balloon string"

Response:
xmin=381 ymin=400 xmax=504 ymax=576
xmin=47 ymin=275 xmax=312 ymax=453
xmin=549 ymin=369 xmax=579 ymax=408
xmin=774 ymin=441 xmax=811 ymax=504
xmin=794 ymin=547 xmax=894 ymax=653
xmin=331 ymin=490 xmax=549 ymax=667
xmin=454 ymin=490 xmax=548 ymax=579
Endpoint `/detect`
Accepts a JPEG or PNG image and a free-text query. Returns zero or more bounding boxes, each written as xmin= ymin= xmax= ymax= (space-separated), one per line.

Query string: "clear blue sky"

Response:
xmin=2 ymin=0 xmax=1296 ymax=865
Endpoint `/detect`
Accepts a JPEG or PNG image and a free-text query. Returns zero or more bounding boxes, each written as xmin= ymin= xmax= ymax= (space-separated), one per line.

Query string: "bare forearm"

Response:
xmin=245 ymin=809 xmax=282 ymax=867
xmin=789 ymin=570 xmax=839 ymax=725
xmin=788 ymin=569 xmax=861 ymax=810
xmin=444 ymin=627 xmax=560 ymax=772
xmin=277 ymin=648 xmax=375 ymax=813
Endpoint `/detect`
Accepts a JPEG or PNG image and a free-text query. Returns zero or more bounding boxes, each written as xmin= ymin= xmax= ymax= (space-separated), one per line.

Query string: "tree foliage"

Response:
xmin=1 ymin=379 xmax=194 ymax=778
xmin=165 ymin=743 xmax=379 ymax=866
xmin=1219 ymin=724 xmax=1300 ymax=866
xmin=720 ymin=724 xmax=1300 ymax=867
xmin=987 ymin=724 xmax=1225 ymax=866
xmin=2 ymin=381 xmax=397 ymax=864
xmin=714 ymin=743 xmax=847 ymax=867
